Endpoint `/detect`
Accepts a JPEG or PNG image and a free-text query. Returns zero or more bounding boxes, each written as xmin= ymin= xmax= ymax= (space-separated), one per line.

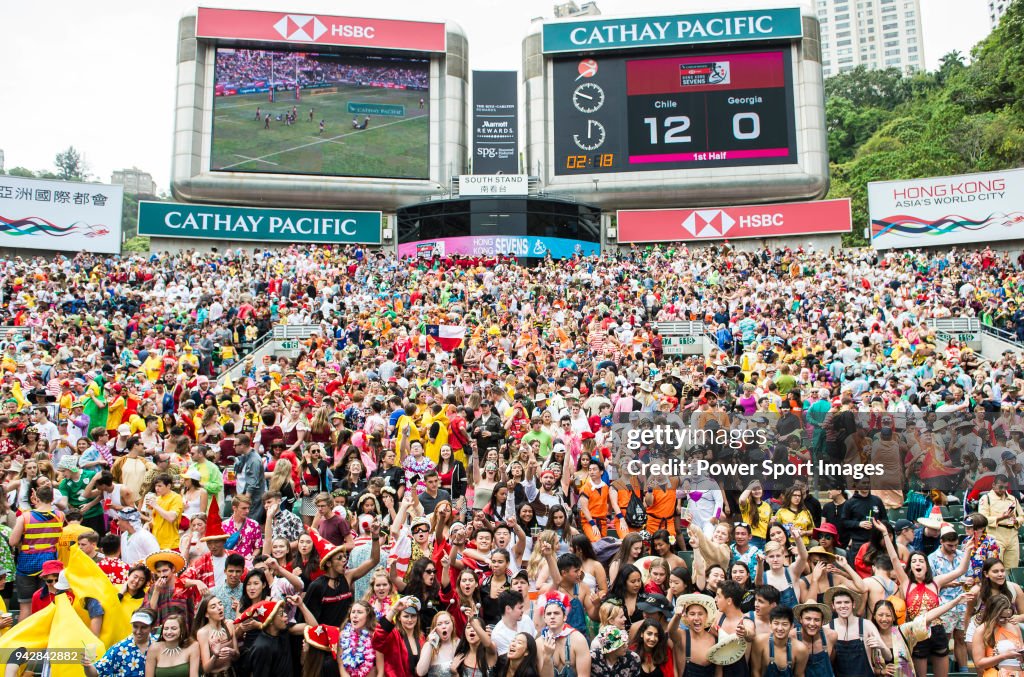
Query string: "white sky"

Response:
xmin=0 ymin=0 xmax=991 ymax=192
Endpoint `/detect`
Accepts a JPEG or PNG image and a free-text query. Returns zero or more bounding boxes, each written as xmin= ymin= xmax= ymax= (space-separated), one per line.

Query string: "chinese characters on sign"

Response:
xmin=0 ymin=185 xmax=108 ymax=206
xmin=0 ymin=176 xmax=122 ymax=254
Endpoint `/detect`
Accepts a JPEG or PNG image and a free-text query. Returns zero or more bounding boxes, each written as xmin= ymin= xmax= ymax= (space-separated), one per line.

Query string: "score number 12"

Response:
xmin=642 ymin=113 xmax=762 ymax=144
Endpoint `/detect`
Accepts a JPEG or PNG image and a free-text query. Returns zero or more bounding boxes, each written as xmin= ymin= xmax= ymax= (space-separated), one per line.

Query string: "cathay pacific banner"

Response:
xmin=138 ymin=201 xmax=381 ymax=244
xmin=542 ymin=8 xmax=804 ymax=53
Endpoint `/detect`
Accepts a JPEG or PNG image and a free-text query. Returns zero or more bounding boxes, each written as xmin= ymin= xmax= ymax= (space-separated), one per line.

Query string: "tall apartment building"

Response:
xmin=111 ymin=167 xmax=156 ymax=196
xmin=553 ymin=2 xmax=600 ymax=18
xmin=817 ymin=0 xmax=925 ymax=78
xmin=989 ymin=0 xmax=1010 ymax=27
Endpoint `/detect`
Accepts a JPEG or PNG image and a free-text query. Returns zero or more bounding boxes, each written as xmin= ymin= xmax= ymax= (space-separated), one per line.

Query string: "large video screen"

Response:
xmin=211 ymin=47 xmax=430 ymax=179
xmin=552 ymin=48 xmax=797 ymax=175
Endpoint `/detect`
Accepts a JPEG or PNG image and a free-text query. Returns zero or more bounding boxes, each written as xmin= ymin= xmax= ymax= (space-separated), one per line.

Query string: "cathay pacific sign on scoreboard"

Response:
xmin=541 ymin=8 xmax=804 ymax=53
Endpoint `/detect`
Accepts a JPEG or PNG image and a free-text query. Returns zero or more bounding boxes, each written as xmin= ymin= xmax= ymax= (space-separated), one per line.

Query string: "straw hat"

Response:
xmin=806 ymin=546 xmax=839 ymax=560
xmin=707 ymin=632 xmax=747 ymax=666
xmin=144 ymin=549 xmax=186 ymax=574
xmin=916 ymin=506 xmax=944 ymax=531
xmin=675 ymin=594 xmax=718 ymax=628
xmin=793 ymin=602 xmax=833 ymax=624
xmin=823 ymin=585 xmax=863 ymax=609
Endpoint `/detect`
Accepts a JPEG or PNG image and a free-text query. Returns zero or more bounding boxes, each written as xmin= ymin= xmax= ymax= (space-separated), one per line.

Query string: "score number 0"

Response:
xmin=643 ymin=113 xmax=761 ymax=144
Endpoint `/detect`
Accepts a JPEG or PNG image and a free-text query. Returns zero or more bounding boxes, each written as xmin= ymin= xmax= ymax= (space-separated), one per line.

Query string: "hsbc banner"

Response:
xmin=869 ymin=168 xmax=1024 ymax=249
xmin=195 ymin=8 xmax=447 ymax=53
xmin=616 ymin=199 xmax=851 ymax=243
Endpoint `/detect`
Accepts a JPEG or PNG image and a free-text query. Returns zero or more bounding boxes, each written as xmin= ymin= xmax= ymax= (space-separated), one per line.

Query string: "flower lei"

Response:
xmin=404 ymin=455 xmax=435 ymax=477
xmin=339 ymin=624 xmax=375 ymax=677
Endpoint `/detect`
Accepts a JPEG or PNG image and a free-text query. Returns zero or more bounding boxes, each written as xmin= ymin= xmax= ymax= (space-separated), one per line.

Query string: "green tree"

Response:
xmin=54 ymin=146 xmax=86 ymax=181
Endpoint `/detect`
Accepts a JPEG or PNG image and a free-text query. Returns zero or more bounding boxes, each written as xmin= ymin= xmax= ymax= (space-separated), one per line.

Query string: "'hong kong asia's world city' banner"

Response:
xmin=869 ymin=168 xmax=1024 ymax=249
xmin=0 ymin=176 xmax=123 ymax=254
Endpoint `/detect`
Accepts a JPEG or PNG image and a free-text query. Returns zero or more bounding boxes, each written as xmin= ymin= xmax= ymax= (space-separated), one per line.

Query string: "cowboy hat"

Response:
xmin=707 ymin=632 xmax=747 ymax=666
xmin=675 ymin=594 xmax=717 ymax=628
xmin=916 ymin=506 xmax=944 ymax=531
xmin=823 ymin=586 xmax=863 ymax=609
xmin=806 ymin=546 xmax=839 ymax=560
xmin=793 ymin=602 xmax=833 ymax=624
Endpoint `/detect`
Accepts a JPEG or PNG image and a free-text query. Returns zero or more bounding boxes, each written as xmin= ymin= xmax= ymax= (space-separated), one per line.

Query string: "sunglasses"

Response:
xmin=43 ymin=576 xmax=59 ymax=584
xmin=412 ymin=526 xmax=430 ymax=535
xmin=424 ymin=568 xmax=437 ymax=575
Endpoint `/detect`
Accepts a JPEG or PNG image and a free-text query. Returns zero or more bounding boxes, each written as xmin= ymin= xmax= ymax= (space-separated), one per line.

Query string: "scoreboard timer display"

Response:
xmin=553 ymin=48 xmax=797 ymax=176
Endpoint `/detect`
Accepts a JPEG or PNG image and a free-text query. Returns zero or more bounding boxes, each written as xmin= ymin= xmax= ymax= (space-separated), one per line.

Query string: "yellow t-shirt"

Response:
xmin=57 ymin=522 xmax=93 ymax=563
xmin=106 ymin=396 xmax=126 ymax=430
xmin=143 ymin=356 xmax=163 ymax=382
xmin=775 ymin=507 xmax=814 ymax=544
xmin=151 ymin=491 xmax=184 ymax=550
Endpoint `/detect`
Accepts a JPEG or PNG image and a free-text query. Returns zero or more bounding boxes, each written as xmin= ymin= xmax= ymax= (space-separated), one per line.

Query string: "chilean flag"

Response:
xmin=425 ymin=324 xmax=466 ymax=351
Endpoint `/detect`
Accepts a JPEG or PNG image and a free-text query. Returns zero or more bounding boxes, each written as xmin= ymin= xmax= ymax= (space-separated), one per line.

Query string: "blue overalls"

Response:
xmin=681 ymin=629 xmax=715 ymax=677
xmin=765 ymin=639 xmax=794 ymax=677
xmin=830 ymin=618 xmax=871 ymax=677
xmin=715 ymin=614 xmax=751 ymax=677
xmin=797 ymin=628 xmax=835 ymax=677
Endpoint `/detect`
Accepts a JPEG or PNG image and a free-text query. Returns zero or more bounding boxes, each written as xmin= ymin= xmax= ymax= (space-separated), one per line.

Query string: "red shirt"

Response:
xmin=99 ymin=557 xmax=130 ymax=585
xmin=31 ymin=588 xmax=74 ymax=614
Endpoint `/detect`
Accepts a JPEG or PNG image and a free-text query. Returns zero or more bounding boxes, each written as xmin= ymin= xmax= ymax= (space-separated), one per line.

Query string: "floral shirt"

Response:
xmin=271 ymin=508 xmax=305 ymax=544
xmin=589 ymin=649 xmax=641 ymax=677
xmin=224 ymin=517 xmax=263 ymax=559
xmin=93 ymin=635 xmax=151 ymax=677
xmin=212 ymin=582 xmax=244 ymax=622
xmin=928 ymin=547 xmax=966 ymax=635
xmin=0 ymin=525 xmax=14 ymax=579
xmin=99 ymin=556 xmax=130 ymax=585
xmin=962 ymin=535 xmax=1001 ymax=579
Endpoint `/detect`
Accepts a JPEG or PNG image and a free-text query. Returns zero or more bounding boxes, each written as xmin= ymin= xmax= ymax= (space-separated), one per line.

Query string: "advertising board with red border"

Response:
xmin=195 ymin=7 xmax=447 ymax=53
xmin=616 ymin=199 xmax=851 ymax=243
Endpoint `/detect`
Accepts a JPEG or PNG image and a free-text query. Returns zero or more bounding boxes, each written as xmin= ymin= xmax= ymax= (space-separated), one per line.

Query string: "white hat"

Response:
xmin=707 ymin=633 xmax=747 ymax=666
xmin=185 ymin=468 xmax=202 ymax=481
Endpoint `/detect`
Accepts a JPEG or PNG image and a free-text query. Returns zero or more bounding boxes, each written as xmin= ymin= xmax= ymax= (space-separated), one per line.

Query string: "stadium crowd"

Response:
xmin=216 ymin=50 xmax=429 ymax=92
xmin=2 ymin=242 xmax=1024 ymax=677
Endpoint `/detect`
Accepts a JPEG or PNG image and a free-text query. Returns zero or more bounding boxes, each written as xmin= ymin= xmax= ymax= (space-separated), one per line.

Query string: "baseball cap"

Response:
xmin=637 ymin=593 xmax=673 ymax=617
xmin=893 ymin=519 xmax=915 ymax=533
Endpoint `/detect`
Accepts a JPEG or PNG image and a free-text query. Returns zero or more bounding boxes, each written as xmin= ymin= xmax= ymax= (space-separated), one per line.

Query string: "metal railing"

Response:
xmin=653 ymin=321 xmax=706 ymax=336
xmin=272 ymin=324 xmax=324 ymax=340
xmin=925 ymin=318 xmax=981 ymax=333
xmin=981 ymin=323 xmax=1024 ymax=346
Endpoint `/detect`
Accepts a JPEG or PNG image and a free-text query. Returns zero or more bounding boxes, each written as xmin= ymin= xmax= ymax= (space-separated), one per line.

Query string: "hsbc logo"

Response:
xmin=681 ymin=210 xmax=786 ymax=238
xmin=681 ymin=210 xmax=735 ymax=238
xmin=273 ymin=15 xmax=327 ymax=41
